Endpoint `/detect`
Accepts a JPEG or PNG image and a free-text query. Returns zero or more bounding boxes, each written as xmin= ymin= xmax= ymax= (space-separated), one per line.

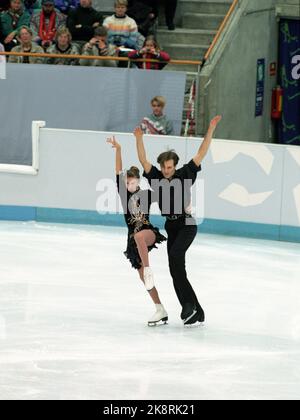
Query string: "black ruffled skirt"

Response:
xmin=124 ymin=225 xmax=167 ymax=270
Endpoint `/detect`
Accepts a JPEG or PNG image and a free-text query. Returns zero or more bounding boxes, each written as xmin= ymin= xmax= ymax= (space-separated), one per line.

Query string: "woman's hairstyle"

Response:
xmin=55 ymin=26 xmax=72 ymax=42
xmin=143 ymin=35 xmax=160 ymax=51
xmin=115 ymin=0 xmax=127 ymax=6
xmin=151 ymin=95 xmax=166 ymax=108
xmin=126 ymin=166 xmax=140 ymax=179
xmin=17 ymin=25 xmax=33 ymax=37
xmin=157 ymin=150 xmax=179 ymax=167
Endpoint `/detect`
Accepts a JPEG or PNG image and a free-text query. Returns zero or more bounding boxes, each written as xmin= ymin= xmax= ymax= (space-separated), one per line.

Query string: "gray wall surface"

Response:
xmin=200 ymin=0 xmax=300 ymax=143
xmin=0 ymin=64 xmax=186 ymax=165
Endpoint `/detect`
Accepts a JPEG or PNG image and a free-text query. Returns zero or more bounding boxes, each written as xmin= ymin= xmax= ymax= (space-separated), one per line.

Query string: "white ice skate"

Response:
xmin=144 ymin=267 xmax=154 ymax=291
xmin=148 ymin=304 xmax=168 ymax=327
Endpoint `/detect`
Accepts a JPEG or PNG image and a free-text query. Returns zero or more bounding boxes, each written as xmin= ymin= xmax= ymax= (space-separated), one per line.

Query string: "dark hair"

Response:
xmin=127 ymin=166 xmax=140 ymax=179
xmin=94 ymin=26 xmax=108 ymax=37
xmin=157 ymin=150 xmax=179 ymax=167
xmin=143 ymin=35 xmax=160 ymax=51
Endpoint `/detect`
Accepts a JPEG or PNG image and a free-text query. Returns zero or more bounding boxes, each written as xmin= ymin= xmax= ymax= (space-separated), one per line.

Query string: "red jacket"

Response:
xmin=128 ymin=50 xmax=170 ymax=70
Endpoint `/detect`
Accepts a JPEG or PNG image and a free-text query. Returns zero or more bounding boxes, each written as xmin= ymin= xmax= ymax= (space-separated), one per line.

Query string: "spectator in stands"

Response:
xmin=103 ymin=0 xmax=139 ymax=50
xmin=1 ymin=0 xmax=31 ymax=51
xmin=54 ymin=0 xmax=79 ymax=16
xmin=8 ymin=24 xmax=44 ymax=62
xmin=30 ymin=0 xmax=66 ymax=49
xmin=23 ymin=0 xmax=41 ymax=15
xmin=128 ymin=35 xmax=170 ymax=70
xmin=80 ymin=25 xmax=117 ymax=67
xmin=46 ymin=25 xmax=79 ymax=64
xmin=140 ymin=96 xmax=174 ymax=135
xmin=127 ymin=0 xmax=158 ymax=37
xmin=67 ymin=0 xmax=102 ymax=47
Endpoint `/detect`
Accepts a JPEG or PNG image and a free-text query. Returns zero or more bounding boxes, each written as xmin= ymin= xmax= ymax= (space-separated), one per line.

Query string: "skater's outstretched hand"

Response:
xmin=133 ymin=127 xmax=143 ymax=141
xmin=107 ymin=136 xmax=122 ymax=173
xmin=107 ymin=135 xmax=121 ymax=150
xmin=193 ymin=115 xmax=222 ymax=167
xmin=209 ymin=115 xmax=222 ymax=131
xmin=133 ymin=127 xmax=152 ymax=174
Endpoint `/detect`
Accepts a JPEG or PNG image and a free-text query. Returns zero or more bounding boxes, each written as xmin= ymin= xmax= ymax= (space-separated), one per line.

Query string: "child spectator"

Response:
xmin=30 ymin=0 xmax=66 ymax=49
xmin=140 ymin=96 xmax=174 ymax=135
xmin=128 ymin=35 xmax=170 ymax=70
xmin=67 ymin=0 xmax=102 ymax=46
xmin=46 ymin=26 xmax=79 ymax=64
xmin=103 ymin=0 xmax=139 ymax=50
xmin=1 ymin=0 xmax=31 ymax=51
xmin=80 ymin=25 xmax=117 ymax=67
xmin=8 ymin=24 xmax=44 ymax=62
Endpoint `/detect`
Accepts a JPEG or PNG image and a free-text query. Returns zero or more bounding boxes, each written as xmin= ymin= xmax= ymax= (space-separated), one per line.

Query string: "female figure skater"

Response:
xmin=107 ymin=135 xmax=168 ymax=326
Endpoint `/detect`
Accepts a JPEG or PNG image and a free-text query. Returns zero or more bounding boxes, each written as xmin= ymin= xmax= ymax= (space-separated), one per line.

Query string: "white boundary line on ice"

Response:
xmin=0 ymin=121 xmax=45 ymax=176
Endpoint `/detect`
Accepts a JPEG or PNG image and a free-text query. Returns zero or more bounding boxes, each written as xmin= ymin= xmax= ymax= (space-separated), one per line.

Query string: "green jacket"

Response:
xmin=1 ymin=9 xmax=31 ymax=37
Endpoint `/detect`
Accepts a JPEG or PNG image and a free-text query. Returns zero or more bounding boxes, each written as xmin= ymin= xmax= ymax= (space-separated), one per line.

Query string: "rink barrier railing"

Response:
xmin=0 ymin=205 xmax=299 ymax=244
xmin=0 ymin=124 xmax=299 ymax=244
xmin=0 ymin=51 xmax=202 ymax=69
xmin=203 ymin=0 xmax=239 ymax=65
xmin=0 ymin=121 xmax=44 ymax=175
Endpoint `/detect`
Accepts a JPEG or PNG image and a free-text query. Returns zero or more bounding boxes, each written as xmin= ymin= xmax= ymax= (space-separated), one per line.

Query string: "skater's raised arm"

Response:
xmin=193 ymin=116 xmax=222 ymax=167
xmin=107 ymin=136 xmax=122 ymax=174
xmin=133 ymin=127 xmax=152 ymax=174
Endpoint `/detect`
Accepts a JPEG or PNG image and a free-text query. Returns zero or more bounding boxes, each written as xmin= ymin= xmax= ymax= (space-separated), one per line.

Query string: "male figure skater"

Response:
xmin=134 ymin=115 xmax=222 ymax=325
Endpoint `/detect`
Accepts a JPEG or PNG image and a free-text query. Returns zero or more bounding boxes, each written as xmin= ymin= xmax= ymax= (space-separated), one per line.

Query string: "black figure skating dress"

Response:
xmin=116 ymin=173 xmax=166 ymax=269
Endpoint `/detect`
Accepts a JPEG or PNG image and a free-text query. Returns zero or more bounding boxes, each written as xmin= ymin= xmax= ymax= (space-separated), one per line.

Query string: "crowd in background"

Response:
xmin=0 ymin=0 xmax=174 ymax=68
xmin=0 ymin=0 xmax=176 ymax=135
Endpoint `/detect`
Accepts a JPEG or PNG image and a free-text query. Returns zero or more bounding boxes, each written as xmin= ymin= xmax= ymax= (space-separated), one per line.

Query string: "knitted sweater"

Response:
xmin=46 ymin=42 xmax=80 ymax=65
xmin=103 ymin=14 xmax=138 ymax=49
xmin=30 ymin=9 xmax=66 ymax=42
xmin=141 ymin=114 xmax=174 ymax=136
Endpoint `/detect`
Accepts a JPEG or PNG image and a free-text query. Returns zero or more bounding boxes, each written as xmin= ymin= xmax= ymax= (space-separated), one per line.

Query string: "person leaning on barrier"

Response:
xmin=79 ymin=25 xmax=117 ymax=67
xmin=46 ymin=26 xmax=79 ymax=64
xmin=8 ymin=24 xmax=44 ymax=63
xmin=30 ymin=0 xmax=66 ymax=50
xmin=140 ymin=96 xmax=174 ymax=136
xmin=128 ymin=35 xmax=170 ymax=70
xmin=0 ymin=0 xmax=31 ymax=51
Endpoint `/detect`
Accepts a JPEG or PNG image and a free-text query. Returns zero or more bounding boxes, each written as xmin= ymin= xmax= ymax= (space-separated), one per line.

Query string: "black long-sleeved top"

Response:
xmin=117 ymin=173 xmax=155 ymax=235
xmin=143 ymin=160 xmax=202 ymax=217
xmin=67 ymin=6 xmax=102 ymax=42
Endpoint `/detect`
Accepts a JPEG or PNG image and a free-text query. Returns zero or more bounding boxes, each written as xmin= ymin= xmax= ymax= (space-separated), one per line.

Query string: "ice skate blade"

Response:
xmin=184 ymin=321 xmax=205 ymax=329
xmin=148 ymin=317 xmax=168 ymax=327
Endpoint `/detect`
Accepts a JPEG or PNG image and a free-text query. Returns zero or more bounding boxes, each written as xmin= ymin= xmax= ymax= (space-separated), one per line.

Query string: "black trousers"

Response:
xmin=165 ymin=217 xmax=201 ymax=311
xmin=164 ymin=0 xmax=178 ymax=25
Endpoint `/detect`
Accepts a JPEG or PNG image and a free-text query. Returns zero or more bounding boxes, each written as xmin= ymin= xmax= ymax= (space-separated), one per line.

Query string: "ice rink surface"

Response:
xmin=0 ymin=221 xmax=299 ymax=400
